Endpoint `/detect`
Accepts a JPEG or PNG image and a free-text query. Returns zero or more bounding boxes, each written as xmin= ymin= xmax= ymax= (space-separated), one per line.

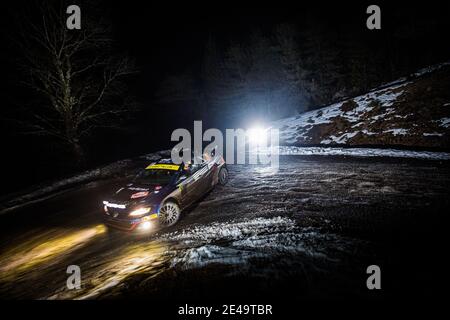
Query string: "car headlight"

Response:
xmin=129 ymin=207 xmax=151 ymax=217
xmin=138 ymin=221 xmax=153 ymax=231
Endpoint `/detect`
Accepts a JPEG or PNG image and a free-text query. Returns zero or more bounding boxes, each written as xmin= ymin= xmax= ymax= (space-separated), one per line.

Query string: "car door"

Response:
xmin=189 ymin=163 xmax=213 ymax=201
xmin=177 ymin=174 xmax=194 ymax=209
xmin=177 ymin=167 xmax=204 ymax=208
xmin=200 ymin=160 xmax=215 ymax=192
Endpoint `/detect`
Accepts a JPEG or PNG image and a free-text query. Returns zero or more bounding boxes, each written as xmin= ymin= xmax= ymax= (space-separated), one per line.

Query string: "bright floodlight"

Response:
xmin=248 ymin=127 xmax=268 ymax=145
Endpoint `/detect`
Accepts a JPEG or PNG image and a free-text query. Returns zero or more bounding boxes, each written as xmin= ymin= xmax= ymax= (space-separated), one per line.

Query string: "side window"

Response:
xmin=182 ymin=158 xmax=205 ymax=177
xmin=181 ymin=163 xmax=199 ymax=177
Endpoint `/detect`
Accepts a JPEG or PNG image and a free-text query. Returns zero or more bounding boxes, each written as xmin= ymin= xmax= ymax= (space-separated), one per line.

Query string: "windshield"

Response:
xmin=133 ymin=169 xmax=177 ymax=185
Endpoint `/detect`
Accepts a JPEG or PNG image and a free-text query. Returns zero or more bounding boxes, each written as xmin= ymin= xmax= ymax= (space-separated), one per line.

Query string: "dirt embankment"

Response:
xmin=276 ymin=64 xmax=450 ymax=149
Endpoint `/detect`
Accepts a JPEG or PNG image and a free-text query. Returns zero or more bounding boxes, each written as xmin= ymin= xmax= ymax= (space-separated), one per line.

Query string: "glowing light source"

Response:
xmin=0 ymin=225 xmax=106 ymax=280
xmin=248 ymin=127 xmax=268 ymax=145
xmin=139 ymin=221 xmax=152 ymax=231
xmin=129 ymin=207 xmax=151 ymax=217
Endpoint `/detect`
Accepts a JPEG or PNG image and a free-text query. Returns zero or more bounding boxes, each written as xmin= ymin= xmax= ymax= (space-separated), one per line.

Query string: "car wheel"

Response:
xmin=159 ymin=201 xmax=181 ymax=226
xmin=218 ymin=167 xmax=229 ymax=185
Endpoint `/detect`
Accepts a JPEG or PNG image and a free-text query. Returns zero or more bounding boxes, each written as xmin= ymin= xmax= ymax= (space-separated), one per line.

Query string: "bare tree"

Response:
xmin=14 ymin=1 xmax=136 ymax=164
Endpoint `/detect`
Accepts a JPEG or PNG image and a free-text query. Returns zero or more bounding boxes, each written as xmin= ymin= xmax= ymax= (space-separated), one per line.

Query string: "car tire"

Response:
xmin=159 ymin=201 xmax=181 ymax=227
xmin=218 ymin=167 xmax=229 ymax=185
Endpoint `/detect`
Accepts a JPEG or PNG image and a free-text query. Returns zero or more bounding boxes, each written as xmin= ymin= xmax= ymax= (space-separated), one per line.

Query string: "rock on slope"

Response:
xmin=273 ymin=63 xmax=450 ymax=149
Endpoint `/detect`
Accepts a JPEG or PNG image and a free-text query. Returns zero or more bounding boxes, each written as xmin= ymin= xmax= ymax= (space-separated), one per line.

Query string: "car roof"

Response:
xmin=157 ymin=158 xmax=174 ymax=164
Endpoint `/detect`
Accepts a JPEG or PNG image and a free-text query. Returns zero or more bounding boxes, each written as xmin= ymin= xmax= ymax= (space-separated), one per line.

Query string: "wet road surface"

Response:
xmin=0 ymin=156 xmax=449 ymax=300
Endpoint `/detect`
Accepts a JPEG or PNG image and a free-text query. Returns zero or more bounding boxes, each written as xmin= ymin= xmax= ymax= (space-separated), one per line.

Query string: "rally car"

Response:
xmin=101 ymin=154 xmax=228 ymax=232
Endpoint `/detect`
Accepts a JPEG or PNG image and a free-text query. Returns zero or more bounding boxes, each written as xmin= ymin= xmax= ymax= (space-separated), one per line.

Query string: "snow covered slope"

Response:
xmin=272 ymin=63 xmax=450 ymax=148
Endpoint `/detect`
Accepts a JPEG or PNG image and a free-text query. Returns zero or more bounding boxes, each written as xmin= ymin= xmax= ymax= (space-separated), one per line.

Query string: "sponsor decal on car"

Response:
xmin=130 ymin=191 xmax=149 ymax=199
xmin=128 ymin=186 xmax=149 ymax=191
xmin=145 ymin=164 xmax=181 ymax=171
xmin=103 ymin=201 xmax=126 ymax=209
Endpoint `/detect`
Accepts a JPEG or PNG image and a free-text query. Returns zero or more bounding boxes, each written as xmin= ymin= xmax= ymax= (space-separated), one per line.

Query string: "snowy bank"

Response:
xmin=161 ymin=217 xmax=361 ymax=270
xmin=272 ymin=62 xmax=450 ymax=148
xmin=275 ymin=146 xmax=450 ymax=160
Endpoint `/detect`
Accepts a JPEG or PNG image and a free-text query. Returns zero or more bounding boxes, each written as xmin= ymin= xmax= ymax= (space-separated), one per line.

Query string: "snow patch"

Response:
xmin=163 ymin=217 xmax=356 ymax=269
xmin=273 ymin=62 xmax=450 ymax=146
xmin=438 ymin=117 xmax=450 ymax=128
xmin=361 ymin=130 xmax=377 ymax=136
xmin=384 ymin=128 xmax=409 ymax=136
xmin=413 ymin=62 xmax=450 ymax=77
xmin=423 ymin=132 xmax=444 ymax=137
xmin=162 ymin=216 xmax=296 ymax=245
xmin=320 ymin=131 xmax=359 ymax=144
xmin=273 ymin=83 xmax=407 ymax=144
xmin=273 ymin=146 xmax=450 ymax=160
